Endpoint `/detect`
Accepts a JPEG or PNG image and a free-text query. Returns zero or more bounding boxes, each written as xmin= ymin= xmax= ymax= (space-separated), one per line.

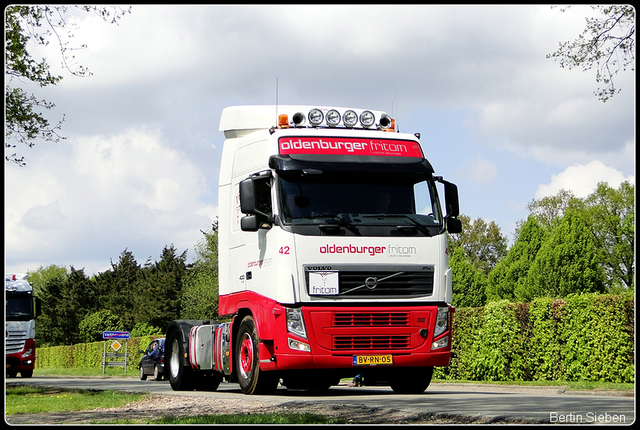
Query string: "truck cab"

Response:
xmin=166 ymin=105 xmax=461 ymax=394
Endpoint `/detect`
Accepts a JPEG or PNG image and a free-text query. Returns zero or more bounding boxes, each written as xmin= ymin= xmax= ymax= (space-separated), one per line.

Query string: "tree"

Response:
xmin=487 ymin=216 xmax=547 ymax=302
xmin=547 ymin=5 xmax=635 ymax=102
xmin=5 ymin=5 xmax=130 ymax=165
xmin=525 ymin=189 xmax=576 ymax=231
xmin=94 ymin=249 xmax=141 ymax=330
xmin=449 ymin=215 xmax=508 ymax=275
xmin=449 ymin=245 xmax=487 ymax=308
xmin=35 ymin=271 xmax=66 ymax=347
xmin=135 ymin=245 xmax=188 ymax=330
xmin=26 ymin=264 xmax=68 ymax=297
xmin=35 ymin=266 xmax=96 ymax=346
xmin=580 ymin=181 xmax=634 ymax=290
xmin=181 ymin=224 xmax=220 ymax=319
xmin=521 ymin=208 xmax=606 ymax=301
xmin=79 ymin=309 xmax=123 ymax=343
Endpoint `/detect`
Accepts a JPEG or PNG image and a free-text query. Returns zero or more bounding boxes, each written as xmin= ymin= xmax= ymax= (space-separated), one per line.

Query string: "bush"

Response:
xmin=443 ymin=293 xmax=633 ymax=383
xmin=36 ymin=294 xmax=634 ymax=383
xmin=78 ymin=310 xmax=123 ymax=344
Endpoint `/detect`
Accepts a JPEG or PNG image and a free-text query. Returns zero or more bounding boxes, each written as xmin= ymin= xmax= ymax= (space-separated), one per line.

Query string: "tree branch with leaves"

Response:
xmin=547 ymin=5 xmax=635 ymax=102
xmin=4 ymin=5 xmax=130 ymax=166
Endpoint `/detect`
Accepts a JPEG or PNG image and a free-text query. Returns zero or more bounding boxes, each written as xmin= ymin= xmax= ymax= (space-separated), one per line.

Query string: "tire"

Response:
xmin=195 ymin=372 xmax=223 ymax=391
xmin=389 ymin=366 xmax=434 ymax=394
xmin=166 ymin=328 xmax=193 ymax=391
xmin=20 ymin=370 xmax=33 ymax=378
xmin=153 ymin=365 xmax=163 ymax=381
xmin=139 ymin=366 xmax=147 ymax=381
xmin=235 ymin=315 xmax=278 ymax=395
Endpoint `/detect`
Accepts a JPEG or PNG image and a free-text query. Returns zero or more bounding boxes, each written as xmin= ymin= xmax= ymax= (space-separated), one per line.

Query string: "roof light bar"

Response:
xmin=277 ymin=107 xmax=395 ymax=130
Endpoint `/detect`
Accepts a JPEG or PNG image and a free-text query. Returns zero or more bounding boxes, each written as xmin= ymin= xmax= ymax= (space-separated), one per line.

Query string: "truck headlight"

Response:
xmin=432 ymin=336 xmax=449 ymax=350
xmin=286 ymin=307 xmax=307 ymax=339
xmin=434 ymin=306 xmax=449 ymax=338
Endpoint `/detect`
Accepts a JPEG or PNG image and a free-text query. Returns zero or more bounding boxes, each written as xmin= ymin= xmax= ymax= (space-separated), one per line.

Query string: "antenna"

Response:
xmin=393 ymin=92 xmax=399 ymax=132
xmin=275 ymin=77 xmax=279 ymax=123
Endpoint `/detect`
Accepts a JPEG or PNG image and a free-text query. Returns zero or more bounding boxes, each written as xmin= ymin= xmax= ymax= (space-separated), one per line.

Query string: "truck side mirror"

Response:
xmin=239 ymin=178 xmax=257 ymax=215
xmin=435 ymin=177 xmax=462 ymax=234
xmin=239 ymin=175 xmax=273 ymax=231
xmin=447 ymin=217 xmax=462 ymax=234
xmin=240 ymin=215 xmax=260 ymax=232
xmin=35 ymin=297 xmax=42 ymax=318
xmin=443 ymin=181 xmax=460 ymax=218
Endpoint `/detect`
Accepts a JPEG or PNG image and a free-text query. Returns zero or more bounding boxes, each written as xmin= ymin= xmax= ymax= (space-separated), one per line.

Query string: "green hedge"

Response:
xmin=36 ymin=294 xmax=634 ymax=383
xmin=435 ymin=293 xmax=634 ymax=383
xmin=36 ymin=335 xmax=158 ymax=374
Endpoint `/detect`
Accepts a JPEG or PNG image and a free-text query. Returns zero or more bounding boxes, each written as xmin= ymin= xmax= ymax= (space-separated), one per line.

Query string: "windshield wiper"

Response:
xmin=290 ymin=214 xmax=361 ymax=235
xmin=316 ymin=214 xmax=361 ymax=236
xmin=361 ymin=214 xmax=432 ymax=236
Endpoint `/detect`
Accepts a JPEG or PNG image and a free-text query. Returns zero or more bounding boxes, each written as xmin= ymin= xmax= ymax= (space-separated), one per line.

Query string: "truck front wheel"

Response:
xmin=235 ymin=316 xmax=278 ymax=395
xmin=389 ymin=366 xmax=433 ymax=394
xmin=166 ymin=328 xmax=193 ymax=391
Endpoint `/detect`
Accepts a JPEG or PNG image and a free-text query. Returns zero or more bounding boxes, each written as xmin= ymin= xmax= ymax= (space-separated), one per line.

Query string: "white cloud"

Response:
xmin=5 ymin=129 xmax=217 ymax=274
xmin=535 ymin=161 xmax=635 ymax=199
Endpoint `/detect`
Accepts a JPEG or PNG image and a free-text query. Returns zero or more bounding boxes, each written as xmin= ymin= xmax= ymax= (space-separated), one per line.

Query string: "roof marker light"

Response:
xmin=308 ymin=108 xmax=324 ymax=126
xmin=379 ymin=114 xmax=392 ymax=130
xmin=326 ymin=109 xmax=340 ymax=127
xmin=343 ymin=110 xmax=358 ymax=127
xmin=360 ymin=110 xmax=375 ymax=128
xmin=292 ymin=112 xmax=306 ymax=126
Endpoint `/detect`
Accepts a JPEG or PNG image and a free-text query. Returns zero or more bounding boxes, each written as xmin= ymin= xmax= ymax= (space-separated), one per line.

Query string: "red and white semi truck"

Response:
xmin=165 ymin=105 xmax=462 ymax=394
xmin=5 ymin=273 xmax=40 ymax=378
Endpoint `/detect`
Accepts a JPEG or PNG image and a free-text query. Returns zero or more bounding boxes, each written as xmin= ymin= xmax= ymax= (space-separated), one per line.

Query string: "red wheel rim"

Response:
xmin=239 ymin=333 xmax=253 ymax=378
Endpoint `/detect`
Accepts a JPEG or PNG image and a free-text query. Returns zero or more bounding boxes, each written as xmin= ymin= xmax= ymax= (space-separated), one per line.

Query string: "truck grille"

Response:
xmin=333 ymin=335 xmax=411 ymax=350
xmin=305 ymin=264 xmax=434 ymax=298
xmin=5 ymin=329 xmax=28 ymax=354
xmin=333 ymin=312 xmax=410 ymax=327
xmin=339 ymin=270 xmax=433 ymax=297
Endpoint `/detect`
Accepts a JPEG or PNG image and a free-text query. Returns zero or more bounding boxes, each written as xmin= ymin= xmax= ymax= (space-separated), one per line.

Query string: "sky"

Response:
xmin=5 ymin=5 xmax=635 ymax=276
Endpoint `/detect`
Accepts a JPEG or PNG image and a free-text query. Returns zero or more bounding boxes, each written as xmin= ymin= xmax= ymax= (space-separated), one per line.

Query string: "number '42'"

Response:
xmin=279 ymin=246 xmax=290 ymax=255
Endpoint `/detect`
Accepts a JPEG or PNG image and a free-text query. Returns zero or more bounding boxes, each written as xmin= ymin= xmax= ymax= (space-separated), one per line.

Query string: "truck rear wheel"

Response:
xmin=235 ymin=315 xmax=278 ymax=395
xmin=166 ymin=328 xmax=193 ymax=391
xmin=389 ymin=366 xmax=433 ymax=394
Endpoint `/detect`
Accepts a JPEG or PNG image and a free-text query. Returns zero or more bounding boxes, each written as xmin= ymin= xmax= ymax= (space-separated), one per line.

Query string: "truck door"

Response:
xmin=238 ymin=174 xmax=277 ymax=300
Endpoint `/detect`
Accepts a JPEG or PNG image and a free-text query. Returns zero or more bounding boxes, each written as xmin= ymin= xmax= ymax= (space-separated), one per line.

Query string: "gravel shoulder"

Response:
xmin=4 ymin=393 xmax=541 ymax=424
xmin=5 ymin=381 xmax=633 ymax=425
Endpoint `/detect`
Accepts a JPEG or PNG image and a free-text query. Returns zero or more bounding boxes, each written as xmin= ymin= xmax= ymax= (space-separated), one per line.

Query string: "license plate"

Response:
xmin=353 ymin=355 xmax=393 ymax=366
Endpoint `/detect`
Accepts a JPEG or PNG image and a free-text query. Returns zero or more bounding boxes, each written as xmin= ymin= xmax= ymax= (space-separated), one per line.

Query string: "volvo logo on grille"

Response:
xmin=364 ymin=277 xmax=378 ymax=290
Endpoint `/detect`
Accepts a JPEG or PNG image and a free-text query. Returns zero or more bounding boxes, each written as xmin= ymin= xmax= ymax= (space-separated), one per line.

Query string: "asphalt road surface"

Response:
xmin=7 ymin=376 xmax=635 ymax=424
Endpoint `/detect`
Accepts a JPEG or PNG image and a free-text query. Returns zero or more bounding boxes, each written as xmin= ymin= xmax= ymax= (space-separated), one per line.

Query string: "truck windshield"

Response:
xmin=6 ymin=295 xmax=34 ymax=321
xmin=277 ymin=171 xmax=443 ymax=236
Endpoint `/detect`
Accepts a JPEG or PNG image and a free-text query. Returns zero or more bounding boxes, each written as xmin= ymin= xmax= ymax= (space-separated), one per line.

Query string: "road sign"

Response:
xmin=102 ymin=331 xmax=130 ymax=339
xmin=111 ymin=340 xmax=122 ymax=351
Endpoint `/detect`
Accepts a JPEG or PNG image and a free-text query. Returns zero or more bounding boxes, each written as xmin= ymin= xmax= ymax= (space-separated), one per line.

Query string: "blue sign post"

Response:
xmin=102 ymin=331 xmax=130 ymax=373
xmin=102 ymin=331 xmax=130 ymax=339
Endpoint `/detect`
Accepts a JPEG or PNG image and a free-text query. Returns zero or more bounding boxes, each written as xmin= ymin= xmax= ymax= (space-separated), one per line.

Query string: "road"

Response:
xmin=7 ymin=376 xmax=635 ymax=424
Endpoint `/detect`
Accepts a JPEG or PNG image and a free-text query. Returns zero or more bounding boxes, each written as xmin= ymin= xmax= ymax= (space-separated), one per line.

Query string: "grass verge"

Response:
xmin=6 ymin=386 xmax=348 ymax=424
xmin=5 ymin=385 xmax=146 ymax=415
